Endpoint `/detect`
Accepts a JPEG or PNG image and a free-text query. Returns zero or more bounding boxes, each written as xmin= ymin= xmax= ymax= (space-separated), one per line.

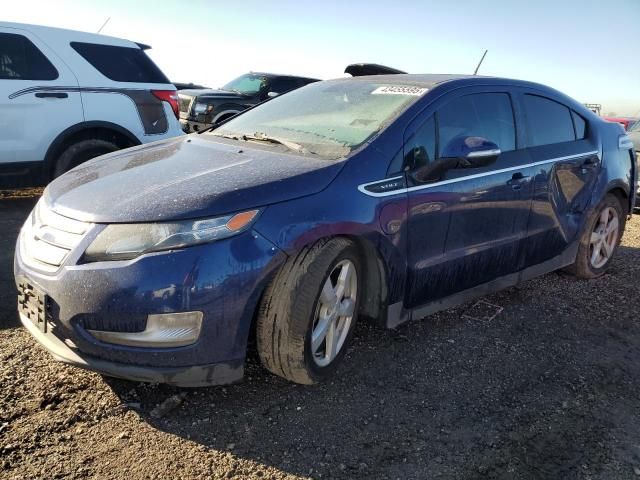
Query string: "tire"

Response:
xmin=565 ymin=193 xmax=626 ymax=279
xmin=53 ymin=139 xmax=119 ymax=178
xmin=256 ymin=238 xmax=362 ymax=384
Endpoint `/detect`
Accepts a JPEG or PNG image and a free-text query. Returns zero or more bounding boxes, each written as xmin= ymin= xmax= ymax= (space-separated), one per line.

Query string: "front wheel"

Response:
xmin=565 ymin=193 xmax=626 ymax=279
xmin=256 ymin=238 xmax=361 ymax=384
xmin=53 ymin=139 xmax=119 ymax=178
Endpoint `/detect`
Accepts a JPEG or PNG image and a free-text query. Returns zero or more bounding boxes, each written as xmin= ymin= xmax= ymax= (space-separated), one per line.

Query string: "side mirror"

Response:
xmin=267 ymin=91 xmax=280 ymax=98
xmin=441 ymin=136 xmax=501 ymax=168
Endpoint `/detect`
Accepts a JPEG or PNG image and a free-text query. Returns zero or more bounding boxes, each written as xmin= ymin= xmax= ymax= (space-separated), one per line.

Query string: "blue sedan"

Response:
xmin=14 ymin=74 xmax=637 ymax=386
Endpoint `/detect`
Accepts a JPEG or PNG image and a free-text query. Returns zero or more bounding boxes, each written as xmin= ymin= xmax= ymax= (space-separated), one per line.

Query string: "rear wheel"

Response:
xmin=256 ymin=238 xmax=361 ymax=384
xmin=53 ymin=139 xmax=119 ymax=178
xmin=565 ymin=193 xmax=626 ymax=278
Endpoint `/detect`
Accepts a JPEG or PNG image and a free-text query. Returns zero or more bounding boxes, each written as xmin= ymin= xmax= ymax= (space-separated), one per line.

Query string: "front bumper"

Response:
xmin=180 ymin=119 xmax=210 ymax=133
xmin=20 ymin=312 xmax=243 ymax=386
xmin=15 ymin=228 xmax=286 ymax=386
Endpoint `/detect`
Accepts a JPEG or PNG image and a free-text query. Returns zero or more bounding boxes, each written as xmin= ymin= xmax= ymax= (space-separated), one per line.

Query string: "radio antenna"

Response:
xmin=473 ymin=49 xmax=488 ymax=75
xmin=97 ymin=17 xmax=111 ymax=34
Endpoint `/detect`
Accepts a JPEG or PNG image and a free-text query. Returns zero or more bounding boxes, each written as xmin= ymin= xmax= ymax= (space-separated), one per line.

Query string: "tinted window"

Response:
xmin=0 ymin=33 xmax=58 ymax=80
xmin=70 ymin=42 xmax=169 ymax=83
xmin=572 ymin=111 xmax=586 ymax=139
xmin=270 ymin=77 xmax=301 ymax=94
xmin=524 ymin=94 xmax=575 ymax=147
xmin=406 ymin=116 xmax=436 ymax=169
xmin=437 ymin=93 xmax=516 ymax=155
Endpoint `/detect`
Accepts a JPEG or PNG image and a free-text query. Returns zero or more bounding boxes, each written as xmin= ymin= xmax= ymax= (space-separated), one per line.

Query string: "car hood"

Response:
xmin=179 ymin=88 xmax=245 ymax=100
xmin=44 ymin=136 xmax=345 ymax=223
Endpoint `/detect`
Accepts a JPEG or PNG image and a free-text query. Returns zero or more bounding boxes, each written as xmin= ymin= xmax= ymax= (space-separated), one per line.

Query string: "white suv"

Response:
xmin=0 ymin=22 xmax=184 ymax=187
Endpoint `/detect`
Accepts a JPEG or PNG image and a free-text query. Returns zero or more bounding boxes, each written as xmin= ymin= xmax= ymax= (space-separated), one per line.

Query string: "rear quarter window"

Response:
xmin=524 ymin=94 xmax=576 ymax=147
xmin=572 ymin=111 xmax=587 ymax=139
xmin=70 ymin=42 xmax=169 ymax=84
xmin=0 ymin=32 xmax=58 ymax=80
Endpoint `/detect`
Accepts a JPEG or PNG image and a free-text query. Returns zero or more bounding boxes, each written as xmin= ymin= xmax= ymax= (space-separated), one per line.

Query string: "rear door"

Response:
xmin=0 ymin=28 xmax=83 ymax=171
xmin=404 ymin=88 xmax=534 ymax=307
xmin=517 ymin=91 xmax=600 ymax=267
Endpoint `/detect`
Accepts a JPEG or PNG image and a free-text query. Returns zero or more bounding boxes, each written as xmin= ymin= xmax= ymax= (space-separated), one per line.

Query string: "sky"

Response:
xmin=4 ymin=0 xmax=640 ymax=116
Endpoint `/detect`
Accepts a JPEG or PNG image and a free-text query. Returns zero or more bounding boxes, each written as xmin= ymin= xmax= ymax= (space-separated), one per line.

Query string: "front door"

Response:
xmin=405 ymin=89 xmax=533 ymax=308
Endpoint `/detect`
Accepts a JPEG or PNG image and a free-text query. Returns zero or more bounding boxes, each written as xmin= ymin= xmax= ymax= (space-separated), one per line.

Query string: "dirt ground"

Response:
xmin=2 ymin=190 xmax=640 ymax=480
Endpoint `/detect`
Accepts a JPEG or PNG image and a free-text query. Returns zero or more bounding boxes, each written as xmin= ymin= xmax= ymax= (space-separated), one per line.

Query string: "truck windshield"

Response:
xmin=221 ymin=74 xmax=269 ymax=95
xmin=208 ymin=80 xmax=426 ymax=159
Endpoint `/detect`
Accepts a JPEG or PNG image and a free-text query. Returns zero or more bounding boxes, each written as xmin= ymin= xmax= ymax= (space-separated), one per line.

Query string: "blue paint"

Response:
xmin=14 ymin=75 xmax=635 ymax=385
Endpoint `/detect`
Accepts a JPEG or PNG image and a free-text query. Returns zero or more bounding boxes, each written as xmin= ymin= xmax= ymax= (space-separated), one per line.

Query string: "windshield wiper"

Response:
xmin=240 ymin=132 xmax=310 ymax=154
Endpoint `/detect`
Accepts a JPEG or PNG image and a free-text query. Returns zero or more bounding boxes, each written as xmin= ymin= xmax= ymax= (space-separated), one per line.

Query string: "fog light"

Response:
xmin=88 ymin=312 xmax=203 ymax=348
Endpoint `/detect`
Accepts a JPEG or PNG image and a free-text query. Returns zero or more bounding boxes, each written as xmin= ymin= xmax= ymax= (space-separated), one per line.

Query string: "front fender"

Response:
xmin=253 ymin=185 xmax=408 ymax=308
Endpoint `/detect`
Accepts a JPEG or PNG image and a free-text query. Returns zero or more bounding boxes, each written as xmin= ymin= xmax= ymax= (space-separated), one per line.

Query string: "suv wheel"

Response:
xmin=53 ymin=139 xmax=119 ymax=178
xmin=256 ymin=238 xmax=361 ymax=384
xmin=565 ymin=193 xmax=626 ymax=278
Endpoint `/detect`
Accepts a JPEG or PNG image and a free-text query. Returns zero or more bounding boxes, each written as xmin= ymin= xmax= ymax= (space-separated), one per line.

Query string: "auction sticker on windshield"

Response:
xmin=371 ymin=86 xmax=428 ymax=96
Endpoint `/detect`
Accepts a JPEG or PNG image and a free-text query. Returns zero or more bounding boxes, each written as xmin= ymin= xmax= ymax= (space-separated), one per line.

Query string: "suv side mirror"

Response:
xmin=441 ymin=136 xmax=501 ymax=168
xmin=267 ymin=91 xmax=280 ymax=98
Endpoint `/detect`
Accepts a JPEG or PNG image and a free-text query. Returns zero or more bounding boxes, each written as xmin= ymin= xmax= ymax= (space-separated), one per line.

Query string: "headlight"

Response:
xmin=193 ymin=102 xmax=213 ymax=115
xmin=83 ymin=210 xmax=259 ymax=262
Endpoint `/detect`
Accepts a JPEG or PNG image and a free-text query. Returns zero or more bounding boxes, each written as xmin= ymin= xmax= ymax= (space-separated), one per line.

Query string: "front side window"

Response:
xmin=437 ymin=93 xmax=516 ymax=154
xmin=210 ymin=81 xmax=425 ymax=159
xmin=524 ymin=94 xmax=575 ymax=147
xmin=405 ymin=93 xmax=515 ymax=175
xmin=221 ymin=74 xmax=270 ymax=95
xmin=0 ymin=33 xmax=58 ymax=80
xmin=70 ymin=42 xmax=169 ymax=83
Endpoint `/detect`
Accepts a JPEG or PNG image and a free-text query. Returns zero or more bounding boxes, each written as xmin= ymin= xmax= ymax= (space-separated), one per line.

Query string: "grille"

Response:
xmin=20 ymin=201 xmax=91 ymax=271
xmin=178 ymin=94 xmax=194 ymax=117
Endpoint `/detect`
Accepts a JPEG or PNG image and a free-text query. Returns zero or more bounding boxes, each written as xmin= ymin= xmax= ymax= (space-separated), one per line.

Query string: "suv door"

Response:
xmin=0 ymin=28 xmax=83 ymax=179
xmin=517 ymin=91 xmax=600 ymax=267
xmin=404 ymin=89 xmax=533 ymax=308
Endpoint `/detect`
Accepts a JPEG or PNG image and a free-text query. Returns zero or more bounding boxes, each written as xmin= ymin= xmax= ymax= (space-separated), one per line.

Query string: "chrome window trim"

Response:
xmin=357 ymin=150 xmax=599 ymax=198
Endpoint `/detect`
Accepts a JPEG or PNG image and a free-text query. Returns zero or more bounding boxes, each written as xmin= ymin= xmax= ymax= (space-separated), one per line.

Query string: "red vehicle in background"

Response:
xmin=603 ymin=116 xmax=638 ymax=131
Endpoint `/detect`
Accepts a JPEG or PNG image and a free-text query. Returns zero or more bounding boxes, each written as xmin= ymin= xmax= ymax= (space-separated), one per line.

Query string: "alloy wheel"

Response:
xmin=589 ymin=206 xmax=619 ymax=269
xmin=311 ymin=259 xmax=358 ymax=367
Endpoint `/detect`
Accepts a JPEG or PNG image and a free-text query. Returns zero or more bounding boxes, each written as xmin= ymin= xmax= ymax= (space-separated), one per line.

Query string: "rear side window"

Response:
xmin=0 ymin=33 xmax=58 ymax=80
xmin=524 ymin=94 xmax=575 ymax=147
xmin=437 ymin=93 xmax=516 ymax=154
xmin=572 ymin=111 xmax=587 ymax=139
xmin=70 ymin=42 xmax=169 ymax=83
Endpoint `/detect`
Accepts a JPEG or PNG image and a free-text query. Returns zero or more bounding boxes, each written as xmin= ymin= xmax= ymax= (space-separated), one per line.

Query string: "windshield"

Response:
xmin=209 ymin=80 xmax=426 ymax=159
xmin=221 ymin=74 xmax=269 ymax=95
xmin=631 ymin=120 xmax=640 ymax=132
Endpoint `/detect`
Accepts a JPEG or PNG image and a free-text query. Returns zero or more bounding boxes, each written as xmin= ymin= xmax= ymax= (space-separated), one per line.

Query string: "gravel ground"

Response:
xmin=2 ymin=191 xmax=640 ymax=479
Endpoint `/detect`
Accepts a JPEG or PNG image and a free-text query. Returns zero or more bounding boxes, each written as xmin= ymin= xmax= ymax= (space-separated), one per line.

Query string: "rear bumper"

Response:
xmin=20 ymin=312 xmax=243 ymax=386
xmin=179 ymin=119 xmax=209 ymax=133
xmin=0 ymin=161 xmax=46 ymax=188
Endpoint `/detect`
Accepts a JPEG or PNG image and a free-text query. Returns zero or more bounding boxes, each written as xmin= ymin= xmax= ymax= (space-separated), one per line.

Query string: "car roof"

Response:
xmin=333 ymin=73 xmax=588 ymax=110
xmin=0 ymin=21 xmax=143 ymax=48
xmin=335 ymin=73 xmax=522 ymax=88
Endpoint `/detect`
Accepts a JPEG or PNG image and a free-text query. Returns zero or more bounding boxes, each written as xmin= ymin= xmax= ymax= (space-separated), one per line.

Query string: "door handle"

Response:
xmin=507 ymin=172 xmax=530 ymax=190
xmin=35 ymin=92 xmax=68 ymax=99
xmin=582 ymin=156 xmax=598 ymax=165
xmin=580 ymin=156 xmax=599 ymax=174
